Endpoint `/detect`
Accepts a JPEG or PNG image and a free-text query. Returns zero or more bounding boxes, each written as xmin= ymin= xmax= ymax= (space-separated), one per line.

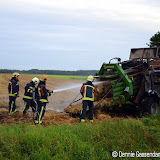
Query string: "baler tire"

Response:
xmin=143 ymin=97 xmax=159 ymax=115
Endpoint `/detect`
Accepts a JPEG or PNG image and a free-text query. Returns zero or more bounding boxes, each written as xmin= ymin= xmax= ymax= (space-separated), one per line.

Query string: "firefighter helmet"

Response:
xmin=32 ymin=77 xmax=39 ymax=84
xmin=40 ymin=75 xmax=48 ymax=82
xmin=12 ymin=72 xmax=20 ymax=78
xmin=87 ymin=75 xmax=94 ymax=82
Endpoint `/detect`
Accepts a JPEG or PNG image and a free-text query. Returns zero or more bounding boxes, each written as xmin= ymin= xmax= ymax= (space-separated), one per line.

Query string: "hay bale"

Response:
xmin=95 ymin=81 xmax=113 ymax=101
xmin=64 ymin=81 xmax=115 ymax=115
xmin=64 ymin=103 xmax=82 ymax=115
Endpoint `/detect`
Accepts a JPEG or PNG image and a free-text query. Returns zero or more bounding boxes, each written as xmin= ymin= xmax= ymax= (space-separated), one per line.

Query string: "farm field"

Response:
xmin=0 ymin=73 xmax=122 ymax=125
xmin=0 ymin=73 xmax=112 ymax=125
xmin=0 ymin=74 xmax=160 ymax=159
xmin=20 ymin=74 xmax=87 ymax=80
xmin=0 ymin=74 xmax=85 ymax=112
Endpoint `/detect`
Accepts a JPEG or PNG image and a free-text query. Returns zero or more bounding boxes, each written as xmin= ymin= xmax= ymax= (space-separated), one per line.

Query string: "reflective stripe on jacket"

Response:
xmin=80 ymin=81 xmax=96 ymax=101
xmin=8 ymin=77 xmax=19 ymax=97
xmin=23 ymin=81 xmax=36 ymax=100
xmin=38 ymin=81 xmax=50 ymax=103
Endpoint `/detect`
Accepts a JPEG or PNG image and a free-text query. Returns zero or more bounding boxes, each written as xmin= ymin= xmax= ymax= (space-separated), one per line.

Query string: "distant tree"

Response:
xmin=147 ymin=31 xmax=160 ymax=55
xmin=0 ymin=69 xmax=98 ymax=76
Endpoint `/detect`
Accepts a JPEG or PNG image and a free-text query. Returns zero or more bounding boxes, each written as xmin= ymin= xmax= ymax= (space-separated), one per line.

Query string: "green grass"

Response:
xmin=47 ymin=75 xmax=87 ymax=80
xmin=21 ymin=74 xmax=87 ymax=80
xmin=0 ymin=115 xmax=160 ymax=160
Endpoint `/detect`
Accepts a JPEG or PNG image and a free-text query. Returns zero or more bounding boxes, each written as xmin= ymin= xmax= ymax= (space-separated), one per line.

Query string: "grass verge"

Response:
xmin=0 ymin=115 xmax=160 ymax=160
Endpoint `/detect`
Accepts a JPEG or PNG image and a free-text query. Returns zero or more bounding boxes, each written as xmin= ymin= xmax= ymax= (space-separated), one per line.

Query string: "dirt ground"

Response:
xmin=0 ymin=74 xmax=117 ymax=126
xmin=0 ymin=107 xmax=117 ymax=126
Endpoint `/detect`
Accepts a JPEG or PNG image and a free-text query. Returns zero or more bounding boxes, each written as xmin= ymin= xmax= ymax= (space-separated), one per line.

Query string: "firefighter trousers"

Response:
xmin=9 ymin=97 xmax=16 ymax=114
xmin=80 ymin=100 xmax=94 ymax=122
xmin=22 ymin=99 xmax=36 ymax=114
xmin=35 ymin=101 xmax=46 ymax=124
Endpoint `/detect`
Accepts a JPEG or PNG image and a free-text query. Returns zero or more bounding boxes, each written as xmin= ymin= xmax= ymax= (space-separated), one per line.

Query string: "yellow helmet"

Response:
xmin=32 ymin=77 xmax=39 ymax=84
xmin=12 ymin=72 xmax=20 ymax=78
xmin=87 ymin=75 xmax=94 ymax=82
xmin=40 ymin=75 xmax=48 ymax=82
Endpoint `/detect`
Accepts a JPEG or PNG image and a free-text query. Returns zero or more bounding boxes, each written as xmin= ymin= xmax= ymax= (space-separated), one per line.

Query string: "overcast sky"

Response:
xmin=0 ymin=0 xmax=160 ymax=70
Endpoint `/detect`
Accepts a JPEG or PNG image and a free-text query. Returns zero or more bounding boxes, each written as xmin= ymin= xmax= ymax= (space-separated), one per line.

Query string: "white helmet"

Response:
xmin=32 ymin=77 xmax=39 ymax=84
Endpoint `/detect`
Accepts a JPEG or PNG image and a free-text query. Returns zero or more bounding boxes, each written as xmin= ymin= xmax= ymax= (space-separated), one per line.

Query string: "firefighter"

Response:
xmin=34 ymin=75 xmax=52 ymax=125
xmin=22 ymin=77 xmax=39 ymax=114
xmin=80 ymin=75 xmax=96 ymax=122
xmin=8 ymin=72 xmax=20 ymax=115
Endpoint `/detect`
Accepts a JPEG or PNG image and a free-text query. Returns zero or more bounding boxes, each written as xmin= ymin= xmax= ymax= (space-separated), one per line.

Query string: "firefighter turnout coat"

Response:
xmin=80 ymin=81 xmax=96 ymax=101
xmin=8 ymin=77 xmax=19 ymax=97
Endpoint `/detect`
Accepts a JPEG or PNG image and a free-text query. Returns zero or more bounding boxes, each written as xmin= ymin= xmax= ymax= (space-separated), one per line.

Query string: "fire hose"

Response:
xmin=66 ymin=78 xmax=123 ymax=109
xmin=67 ymin=93 xmax=82 ymax=107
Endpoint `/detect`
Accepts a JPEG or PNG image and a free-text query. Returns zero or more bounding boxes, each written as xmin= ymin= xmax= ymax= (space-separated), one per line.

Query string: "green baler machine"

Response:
xmin=95 ymin=48 xmax=160 ymax=115
xmin=96 ymin=63 xmax=133 ymax=106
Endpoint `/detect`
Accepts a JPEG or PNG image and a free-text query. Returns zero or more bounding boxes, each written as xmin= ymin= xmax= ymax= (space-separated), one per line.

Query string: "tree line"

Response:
xmin=0 ymin=69 xmax=98 ymax=76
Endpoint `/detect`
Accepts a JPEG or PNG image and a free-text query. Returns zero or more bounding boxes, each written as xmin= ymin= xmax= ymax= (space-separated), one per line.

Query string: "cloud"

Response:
xmin=1 ymin=0 xmax=160 ymax=32
xmin=0 ymin=0 xmax=159 ymax=70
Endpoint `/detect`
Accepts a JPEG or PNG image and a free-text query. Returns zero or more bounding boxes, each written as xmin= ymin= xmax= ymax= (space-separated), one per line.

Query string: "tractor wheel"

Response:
xmin=142 ymin=97 xmax=159 ymax=115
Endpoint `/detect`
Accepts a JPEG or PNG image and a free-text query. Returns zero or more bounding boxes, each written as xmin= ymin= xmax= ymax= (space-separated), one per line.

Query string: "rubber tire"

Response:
xmin=142 ymin=97 xmax=159 ymax=115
